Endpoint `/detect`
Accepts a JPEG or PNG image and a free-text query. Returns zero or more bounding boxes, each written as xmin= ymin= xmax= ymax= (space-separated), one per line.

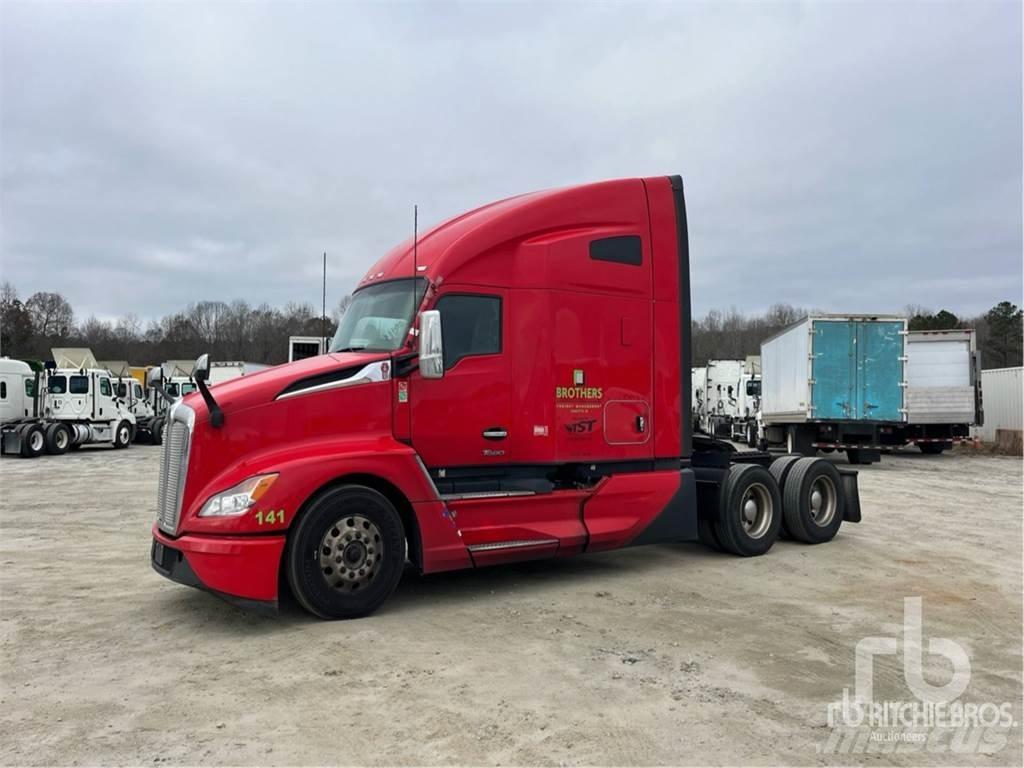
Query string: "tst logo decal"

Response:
xmin=565 ymin=419 xmax=596 ymax=434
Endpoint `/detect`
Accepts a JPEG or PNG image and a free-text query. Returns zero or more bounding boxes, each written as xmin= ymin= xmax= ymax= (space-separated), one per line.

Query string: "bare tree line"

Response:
xmin=2 ymin=281 xmax=1020 ymax=369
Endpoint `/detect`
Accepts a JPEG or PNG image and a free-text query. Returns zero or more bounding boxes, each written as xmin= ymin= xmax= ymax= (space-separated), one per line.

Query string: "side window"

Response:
xmin=69 ymin=376 xmax=89 ymax=394
xmin=134 ymin=383 xmax=143 ymax=399
xmin=0 ymin=382 xmax=6 ymax=400
xmin=115 ymin=382 xmax=128 ymax=398
xmin=25 ymin=379 xmax=35 ymax=398
xmin=99 ymin=378 xmax=112 ymax=397
xmin=590 ymin=235 xmax=642 ymax=266
xmin=435 ymin=294 xmax=502 ymax=370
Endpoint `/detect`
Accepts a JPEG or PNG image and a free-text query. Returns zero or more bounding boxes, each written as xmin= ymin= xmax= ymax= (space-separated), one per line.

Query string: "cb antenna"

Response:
xmin=412 ymin=204 xmax=418 ymax=319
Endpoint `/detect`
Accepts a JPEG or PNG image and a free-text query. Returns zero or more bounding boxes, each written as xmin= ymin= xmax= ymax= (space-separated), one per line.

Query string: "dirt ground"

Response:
xmin=1 ymin=445 xmax=1021 ymax=766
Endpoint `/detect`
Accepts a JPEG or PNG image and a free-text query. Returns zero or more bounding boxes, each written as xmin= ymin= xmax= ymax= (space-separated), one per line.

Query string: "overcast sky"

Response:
xmin=2 ymin=1 xmax=1021 ymax=324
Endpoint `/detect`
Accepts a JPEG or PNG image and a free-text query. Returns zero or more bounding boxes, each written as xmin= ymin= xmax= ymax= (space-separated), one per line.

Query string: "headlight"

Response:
xmin=198 ymin=474 xmax=278 ymax=517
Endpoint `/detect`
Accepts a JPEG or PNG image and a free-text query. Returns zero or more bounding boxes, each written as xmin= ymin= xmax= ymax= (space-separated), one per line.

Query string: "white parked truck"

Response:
xmin=691 ymin=366 xmax=706 ymax=433
xmin=1 ymin=357 xmax=136 ymax=457
xmin=730 ymin=369 xmax=762 ymax=447
xmin=701 ymin=359 xmax=744 ymax=437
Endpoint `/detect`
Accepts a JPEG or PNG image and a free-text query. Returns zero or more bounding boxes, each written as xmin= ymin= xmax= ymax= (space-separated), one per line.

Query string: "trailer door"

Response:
xmin=857 ymin=321 xmax=904 ymax=422
xmin=811 ymin=321 xmax=856 ymax=420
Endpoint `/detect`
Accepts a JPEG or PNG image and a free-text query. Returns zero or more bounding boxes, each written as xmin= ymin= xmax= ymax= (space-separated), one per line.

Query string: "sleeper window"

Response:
xmin=435 ymin=295 xmax=501 ymax=370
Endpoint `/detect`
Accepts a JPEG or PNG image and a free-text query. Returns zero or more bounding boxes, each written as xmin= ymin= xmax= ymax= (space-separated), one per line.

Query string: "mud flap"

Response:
xmin=837 ymin=468 xmax=861 ymax=523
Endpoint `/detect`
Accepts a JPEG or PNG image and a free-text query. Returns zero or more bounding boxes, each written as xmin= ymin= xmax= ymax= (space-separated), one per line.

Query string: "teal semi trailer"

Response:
xmin=759 ymin=315 xmax=908 ymax=464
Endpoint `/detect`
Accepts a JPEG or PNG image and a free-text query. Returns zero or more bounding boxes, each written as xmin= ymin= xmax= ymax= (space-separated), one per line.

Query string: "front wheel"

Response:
xmin=114 ymin=420 xmax=132 ymax=449
xmin=286 ymin=485 xmax=406 ymax=619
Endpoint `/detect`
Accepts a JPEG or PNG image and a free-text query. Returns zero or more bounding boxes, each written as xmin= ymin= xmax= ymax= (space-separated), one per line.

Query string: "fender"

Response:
xmin=176 ymin=433 xmax=472 ymax=573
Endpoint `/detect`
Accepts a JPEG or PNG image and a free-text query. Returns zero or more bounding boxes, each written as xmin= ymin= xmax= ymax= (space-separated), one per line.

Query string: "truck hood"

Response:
xmin=181 ymin=351 xmax=389 ymax=422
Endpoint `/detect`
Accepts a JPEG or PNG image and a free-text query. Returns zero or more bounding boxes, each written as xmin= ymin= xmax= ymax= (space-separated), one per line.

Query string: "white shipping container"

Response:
xmin=974 ymin=367 xmax=1023 ymax=443
xmin=905 ymin=330 xmax=979 ymax=425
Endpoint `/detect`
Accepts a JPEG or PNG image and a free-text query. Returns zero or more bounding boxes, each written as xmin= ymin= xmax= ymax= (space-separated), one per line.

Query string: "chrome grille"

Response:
xmin=156 ymin=403 xmax=193 ymax=534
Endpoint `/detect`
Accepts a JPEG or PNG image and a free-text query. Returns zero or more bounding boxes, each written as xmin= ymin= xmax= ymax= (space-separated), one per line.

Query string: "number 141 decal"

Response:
xmin=254 ymin=509 xmax=285 ymax=525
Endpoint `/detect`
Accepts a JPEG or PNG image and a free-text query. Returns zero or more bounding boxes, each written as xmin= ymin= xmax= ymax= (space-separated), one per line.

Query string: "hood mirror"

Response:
xmin=419 ymin=310 xmax=444 ymax=379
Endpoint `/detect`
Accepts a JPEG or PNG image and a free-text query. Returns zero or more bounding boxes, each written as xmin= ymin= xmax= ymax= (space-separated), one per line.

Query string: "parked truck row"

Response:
xmin=0 ymin=352 xmax=270 ymax=457
xmin=692 ymin=324 xmax=983 ymax=464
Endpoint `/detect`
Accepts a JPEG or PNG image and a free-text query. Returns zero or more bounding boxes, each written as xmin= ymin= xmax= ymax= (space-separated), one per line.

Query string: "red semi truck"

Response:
xmin=150 ymin=175 xmax=862 ymax=619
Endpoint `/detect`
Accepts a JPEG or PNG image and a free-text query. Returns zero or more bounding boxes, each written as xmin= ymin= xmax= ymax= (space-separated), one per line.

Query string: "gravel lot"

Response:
xmin=1 ymin=445 xmax=1021 ymax=766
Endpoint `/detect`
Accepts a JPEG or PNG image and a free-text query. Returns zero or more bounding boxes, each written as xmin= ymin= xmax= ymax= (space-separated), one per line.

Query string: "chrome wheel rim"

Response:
xmin=809 ymin=476 xmax=837 ymax=527
xmin=29 ymin=431 xmax=44 ymax=452
xmin=119 ymin=426 xmax=129 ymax=444
xmin=740 ymin=482 xmax=773 ymax=539
xmin=55 ymin=429 xmax=68 ymax=449
xmin=319 ymin=515 xmax=383 ymax=592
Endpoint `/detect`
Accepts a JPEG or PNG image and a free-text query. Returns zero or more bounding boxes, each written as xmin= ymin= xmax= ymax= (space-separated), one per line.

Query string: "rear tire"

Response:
xmin=782 ymin=458 xmax=844 ymax=544
xmin=20 ymin=424 xmax=45 ymax=458
xmin=713 ymin=464 xmax=782 ymax=557
xmin=286 ymin=485 xmax=406 ymax=619
xmin=769 ymin=455 xmax=802 ymax=538
xmin=918 ymin=442 xmax=949 ymax=455
xmin=44 ymin=423 xmax=71 ymax=455
xmin=745 ymin=423 xmax=757 ymax=448
xmin=114 ymin=420 xmax=132 ymax=449
xmin=151 ymin=418 xmax=165 ymax=446
xmin=697 ymin=515 xmax=724 ymax=552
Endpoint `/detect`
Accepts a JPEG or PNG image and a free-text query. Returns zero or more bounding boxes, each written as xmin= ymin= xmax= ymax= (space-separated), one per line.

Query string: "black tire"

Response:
xmin=745 ymin=423 xmax=757 ymax=448
xmin=768 ymin=454 xmax=802 ymax=538
xmin=151 ymin=418 xmax=165 ymax=446
xmin=918 ymin=442 xmax=949 ymax=455
xmin=782 ymin=458 xmax=845 ymax=544
xmin=44 ymin=423 xmax=71 ymax=455
xmin=697 ymin=514 xmax=724 ymax=552
xmin=845 ymin=449 xmax=877 ymax=465
xmin=286 ymin=485 xmax=406 ymax=619
xmin=68 ymin=442 xmax=82 ymax=451
xmin=20 ymin=424 xmax=45 ymax=458
xmin=713 ymin=464 xmax=782 ymax=557
xmin=787 ymin=426 xmax=816 ymax=457
xmin=114 ymin=420 xmax=132 ymax=449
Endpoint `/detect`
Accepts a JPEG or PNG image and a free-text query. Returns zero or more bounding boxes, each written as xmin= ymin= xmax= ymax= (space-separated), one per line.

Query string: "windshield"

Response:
xmin=48 ymin=375 xmax=67 ymax=394
xmin=330 ymin=278 xmax=427 ymax=353
xmin=180 ymin=382 xmax=197 ymax=395
xmin=166 ymin=383 xmax=179 ymax=397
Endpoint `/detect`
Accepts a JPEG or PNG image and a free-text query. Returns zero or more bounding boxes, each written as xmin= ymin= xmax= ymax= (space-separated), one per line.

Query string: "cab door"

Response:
xmin=410 ymin=287 xmax=511 ymax=468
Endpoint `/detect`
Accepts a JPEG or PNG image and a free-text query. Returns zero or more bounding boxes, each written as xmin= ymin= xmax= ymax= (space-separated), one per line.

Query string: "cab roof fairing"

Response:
xmin=355 ymin=178 xmax=650 ymax=291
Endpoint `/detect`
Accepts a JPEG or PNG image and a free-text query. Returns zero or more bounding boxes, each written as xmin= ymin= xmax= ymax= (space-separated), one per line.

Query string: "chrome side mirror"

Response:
xmin=419 ymin=310 xmax=444 ymax=379
xmin=147 ymin=367 xmax=163 ymax=386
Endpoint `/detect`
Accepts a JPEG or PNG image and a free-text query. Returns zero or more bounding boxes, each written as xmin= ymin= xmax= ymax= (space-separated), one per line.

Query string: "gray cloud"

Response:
xmin=2 ymin=0 xmax=1021 ymax=323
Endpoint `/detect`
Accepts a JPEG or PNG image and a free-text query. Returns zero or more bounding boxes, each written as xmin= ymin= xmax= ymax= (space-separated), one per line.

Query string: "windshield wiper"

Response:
xmin=332 ymin=346 xmax=367 ymax=354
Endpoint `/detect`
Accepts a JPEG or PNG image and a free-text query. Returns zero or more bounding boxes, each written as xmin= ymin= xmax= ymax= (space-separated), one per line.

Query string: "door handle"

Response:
xmin=482 ymin=428 xmax=508 ymax=441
